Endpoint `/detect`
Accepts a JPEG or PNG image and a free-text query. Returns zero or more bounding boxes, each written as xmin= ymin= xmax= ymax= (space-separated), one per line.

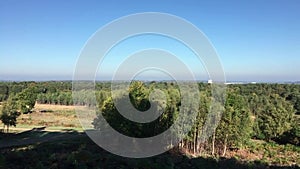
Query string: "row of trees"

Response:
xmin=37 ymin=92 xmax=73 ymax=105
xmin=0 ymin=81 xmax=111 ymax=131
xmin=36 ymin=90 xmax=110 ymax=107
xmin=0 ymin=81 xmax=112 ymax=106
xmin=93 ymin=81 xmax=299 ymax=156
xmin=1 ymin=81 xmax=299 ymax=152
xmin=0 ymin=81 xmax=72 ymax=102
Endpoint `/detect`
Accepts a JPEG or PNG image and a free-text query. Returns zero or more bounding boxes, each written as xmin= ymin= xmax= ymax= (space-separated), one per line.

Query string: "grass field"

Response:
xmin=0 ymin=103 xmax=85 ymax=132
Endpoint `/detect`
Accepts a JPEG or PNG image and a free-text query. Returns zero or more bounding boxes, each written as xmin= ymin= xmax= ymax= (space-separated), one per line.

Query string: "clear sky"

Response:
xmin=0 ymin=0 xmax=299 ymax=82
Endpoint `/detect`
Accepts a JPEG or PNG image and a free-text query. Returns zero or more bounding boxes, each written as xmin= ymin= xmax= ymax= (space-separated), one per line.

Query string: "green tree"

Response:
xmin=256 ymin=94 xmax=294 ymax=141
xmin=0 ymin=97 xmax=21 ymax=132
xmin=0 ymin=84 xmax=9 ymax=102
xmin=278 ymin=117 xmax=300 ymax=146
xmin=128 ymin=81 xmax=150 ymax=111
xmin=16 ymin=87 xmax=38 ymax=114
xmin=93 ymin=81 xmax=172 ymax=138
xmin=216 ymin=92 xmax=252 ymax=156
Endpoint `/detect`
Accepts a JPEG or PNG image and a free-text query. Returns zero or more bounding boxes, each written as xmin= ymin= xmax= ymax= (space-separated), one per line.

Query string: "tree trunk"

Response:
xmin=196 ymin=126 xmax=202 ymax=154
xmin=212 ymin=132 xmax=215 ymax=156
xmin=198 ymin=143 xmax=202 ymax=156
xmin=193 ymin=128 xmax=197 ymax=154
xmin=179 ymin=140 xmax=183 ymax=149
xmin=190 ymin=141 xmax=193 ymax=153
xmin=196 ymin=142 xmax=200 ymax=154
xmin=222 ymin=134 xmax=228 ymax=156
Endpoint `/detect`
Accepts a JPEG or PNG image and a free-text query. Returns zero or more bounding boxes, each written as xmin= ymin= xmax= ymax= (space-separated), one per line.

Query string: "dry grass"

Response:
xmin=19 ymin=104 xmax=89 ymax=128
xmin=18 ymin=111 xmax=80 ymax=128
xmin=33 ymin=103 xmax=82 ymax=111
xmin=0 ymin=104 xmax=92 ymax=131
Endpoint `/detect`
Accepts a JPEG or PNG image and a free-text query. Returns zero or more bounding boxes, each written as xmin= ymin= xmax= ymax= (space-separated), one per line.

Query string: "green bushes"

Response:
xmin=0 ymin=134 xmax=299 ymax=169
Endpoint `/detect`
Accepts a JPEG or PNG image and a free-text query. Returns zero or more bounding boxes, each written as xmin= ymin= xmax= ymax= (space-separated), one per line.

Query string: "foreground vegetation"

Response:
xmin=0 ymin=130 xmax=299 ymax=169
xmin=0 ymin=81 xmax=299 ymax=168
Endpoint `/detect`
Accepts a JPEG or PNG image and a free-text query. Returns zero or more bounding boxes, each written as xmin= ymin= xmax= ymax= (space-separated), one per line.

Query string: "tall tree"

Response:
xmin=216 ymin=92 xmax=252 ymax=156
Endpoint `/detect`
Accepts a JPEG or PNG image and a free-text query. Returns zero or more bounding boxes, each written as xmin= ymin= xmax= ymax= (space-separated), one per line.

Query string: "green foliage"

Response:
xmin=277 ymin=117 xmax=300 ymax=146
xmin=216 ymin=92 xmax=252 ymax=151
xmin=16 ymin=86 xmax=38 ymax=113
xmin=129 ymin=81 xmax=151 ymax=111
xmin=92 ymin=81 xmax=300 ymax=156
xmin=254 ymin=94 xmax=294 ymax=141
xmin=2 ymin=133 xmax=298 ymax=169
xmin=0 ymin=81 xmax=299 ymax=159
xmin=0 ymin=83 xmax=9 ymax=102
xmin=94 ymin=81 xmax=172 ymax=138
xmin=0 ymin=97 xmax=21 ymax=132
xmin=37 ymin=91 xmax=74 ymax=105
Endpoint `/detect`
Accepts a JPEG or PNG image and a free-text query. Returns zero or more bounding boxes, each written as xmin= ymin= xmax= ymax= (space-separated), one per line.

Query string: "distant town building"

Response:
xmin=208 ymin=79 xmax=213 ymax=84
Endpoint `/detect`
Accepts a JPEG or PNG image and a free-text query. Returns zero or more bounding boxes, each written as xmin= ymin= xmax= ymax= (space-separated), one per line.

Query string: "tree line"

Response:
xmin=0 ymin=81 xmax=299 ymax=155
xmin=93 ymin=81 xmax=300 ymax=157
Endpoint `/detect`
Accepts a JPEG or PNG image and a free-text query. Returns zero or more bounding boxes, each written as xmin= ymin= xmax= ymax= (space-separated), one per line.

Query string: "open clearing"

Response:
xmin=0 ymin=104 xmax=89 ymax=132
xmin=34 ymin=103 xmax=81 ymax=111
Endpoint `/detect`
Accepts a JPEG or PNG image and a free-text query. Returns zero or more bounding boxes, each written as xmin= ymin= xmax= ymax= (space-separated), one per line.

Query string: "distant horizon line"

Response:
xmin=1 ymin=79 xmax=300 ymax=84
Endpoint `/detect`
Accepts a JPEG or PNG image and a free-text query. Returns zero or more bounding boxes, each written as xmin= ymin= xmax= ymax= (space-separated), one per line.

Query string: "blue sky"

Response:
xmin=0 ymin=0 xmax=299 ymax=82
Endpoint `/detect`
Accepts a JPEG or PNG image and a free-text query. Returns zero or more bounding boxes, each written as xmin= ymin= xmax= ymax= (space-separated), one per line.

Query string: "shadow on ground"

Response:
xmin=0 ymin=130 xmax=299 ymax=169
xmin=0 ymin=128 xmax=83 ymax=149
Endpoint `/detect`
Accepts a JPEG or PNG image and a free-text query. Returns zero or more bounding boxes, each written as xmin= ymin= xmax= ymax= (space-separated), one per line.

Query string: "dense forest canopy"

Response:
xmin=0 ymin=81 xmax=299 ymax=155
